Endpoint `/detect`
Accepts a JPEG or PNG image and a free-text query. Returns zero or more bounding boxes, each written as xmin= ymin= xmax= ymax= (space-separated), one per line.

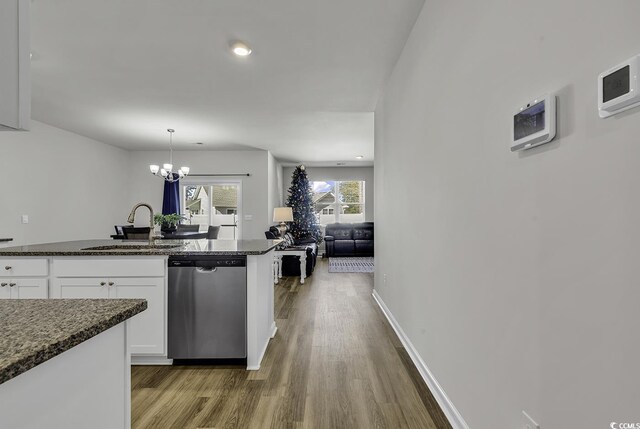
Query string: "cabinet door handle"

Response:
xmin=4 ymin=266 xmax=11 ymax=271
xmin=9 ymin=283 xmax=16 ymax=287
xmin=0 ymin=283 xmax=6 ymax=287
xmin=100 ymin=281 xmax=106 ymax=286
xmin=108 ymin=282 xmax=114 ymax=286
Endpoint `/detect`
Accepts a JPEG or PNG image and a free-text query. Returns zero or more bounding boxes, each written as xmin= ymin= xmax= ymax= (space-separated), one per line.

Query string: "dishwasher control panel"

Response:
xmin=168 ymin=256 xmax=246 ymax=268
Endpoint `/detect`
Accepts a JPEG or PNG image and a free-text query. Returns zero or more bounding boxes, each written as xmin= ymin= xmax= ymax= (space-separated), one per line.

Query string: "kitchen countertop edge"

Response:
xmin=0 ymin=239 xmax=279 ymax=257
xmin=0 ymin=249 xmax=276 ymax=256
xmin=0 ymin=299 xmax=147 ymax=385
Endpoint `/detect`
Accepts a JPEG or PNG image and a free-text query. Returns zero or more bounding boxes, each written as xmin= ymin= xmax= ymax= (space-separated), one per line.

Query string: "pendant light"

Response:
xmin=149 ymin=129 xmax=190 ymax=182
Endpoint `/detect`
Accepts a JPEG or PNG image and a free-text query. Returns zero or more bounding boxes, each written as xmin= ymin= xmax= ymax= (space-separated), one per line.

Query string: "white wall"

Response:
xmin=267 ymin=152 xmax=283 ymax=229
xmin=282 ymin=166 xmax=374 ymax=222
xmin=0 ymin=121 xmax=131 ymax=245
xmin=375 ymin=1 xmax=640 ymax=428
xmin=127 ymin=149 xmax=270 ymax=239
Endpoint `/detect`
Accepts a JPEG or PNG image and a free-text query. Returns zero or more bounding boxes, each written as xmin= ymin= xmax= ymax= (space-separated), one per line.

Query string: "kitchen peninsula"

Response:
xmin=0 ymin=239 xmax=278 ymax=370
xmin=0 ymin=299 xmax=146 ymax=429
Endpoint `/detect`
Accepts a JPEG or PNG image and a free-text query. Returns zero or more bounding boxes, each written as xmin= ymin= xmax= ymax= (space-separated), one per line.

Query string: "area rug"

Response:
xmin=328 ymin=257 xmax=375 ymax=273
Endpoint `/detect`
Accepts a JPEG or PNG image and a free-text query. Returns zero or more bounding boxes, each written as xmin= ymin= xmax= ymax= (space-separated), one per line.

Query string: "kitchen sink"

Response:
xmin=81 ymin=244 xmax=182 ymax=251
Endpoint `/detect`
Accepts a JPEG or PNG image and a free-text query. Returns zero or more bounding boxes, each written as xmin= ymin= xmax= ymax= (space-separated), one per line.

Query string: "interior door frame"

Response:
xmin=180 ymin=179 xmax=243 ymax=240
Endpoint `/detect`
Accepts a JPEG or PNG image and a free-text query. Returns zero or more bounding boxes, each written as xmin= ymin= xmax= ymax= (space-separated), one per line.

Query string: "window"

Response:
xmin=312 ymin=180 xmax=365 ymax=224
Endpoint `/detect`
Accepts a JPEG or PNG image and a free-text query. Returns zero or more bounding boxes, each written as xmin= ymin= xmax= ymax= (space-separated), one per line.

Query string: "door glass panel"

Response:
xmin=184 ymin=183 xmax=240 ymax=238
xmin=211 ymin=184 xmax=239 ymax=239
xmin=184 ymin=185 xmax=209 ymax=230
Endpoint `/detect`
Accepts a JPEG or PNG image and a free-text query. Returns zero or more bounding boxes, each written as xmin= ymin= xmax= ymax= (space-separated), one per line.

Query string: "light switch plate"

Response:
xmin=244 ymin=214 xmax=253 ymax=221
xmin=522 ymin=411 xmax=539 ymax=429
xmin=21 ymin=214 xmax=29 ymax=224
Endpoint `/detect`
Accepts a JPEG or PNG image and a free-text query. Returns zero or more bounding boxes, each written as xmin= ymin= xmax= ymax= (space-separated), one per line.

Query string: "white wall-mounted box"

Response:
xmin=598 ymin=54 xmax=640 ymax=118
xmin=0 ymin=0 xmax=30 ymax=131
xmin=511 ymin=94 xmax=556 ymax=152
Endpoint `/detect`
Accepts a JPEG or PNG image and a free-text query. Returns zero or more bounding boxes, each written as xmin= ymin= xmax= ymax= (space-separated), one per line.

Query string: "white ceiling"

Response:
xmin=30 ymin=0 xmax=424 ymax=164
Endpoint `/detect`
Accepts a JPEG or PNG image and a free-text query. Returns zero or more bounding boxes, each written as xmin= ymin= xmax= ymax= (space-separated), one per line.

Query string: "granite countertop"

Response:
xmin=0 ymin=299 xmax=146 ymax=384
xmin=0 ymin=239 xmax=279 ymax=256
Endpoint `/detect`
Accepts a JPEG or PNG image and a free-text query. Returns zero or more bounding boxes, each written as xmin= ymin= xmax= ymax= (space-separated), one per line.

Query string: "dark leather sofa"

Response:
xmin=265 ymin=227 xmax=318 ymax=277
xmin=324 ymin=222 xmax=374 ymax=257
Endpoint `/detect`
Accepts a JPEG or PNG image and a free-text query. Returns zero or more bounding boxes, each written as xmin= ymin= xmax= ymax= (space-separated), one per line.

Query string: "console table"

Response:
xmin=274 ymin=248 xmax=307 ymax=290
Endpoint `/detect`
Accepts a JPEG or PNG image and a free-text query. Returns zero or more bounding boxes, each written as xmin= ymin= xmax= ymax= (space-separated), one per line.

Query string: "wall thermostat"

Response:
xmin=511 ymin=93 xmax=556 ymax=152
xmin=598 ymin=54 xmax=640 ymax=118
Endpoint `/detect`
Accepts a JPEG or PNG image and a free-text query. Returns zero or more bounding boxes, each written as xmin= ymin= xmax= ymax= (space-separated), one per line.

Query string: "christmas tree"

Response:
xmin=286 ymin=165 xmax=322 ymax=244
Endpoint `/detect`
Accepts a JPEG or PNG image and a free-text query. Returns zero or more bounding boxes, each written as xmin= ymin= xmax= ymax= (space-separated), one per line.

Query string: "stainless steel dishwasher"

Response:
xmin=168 ymin=255 xmax=247 ymax=360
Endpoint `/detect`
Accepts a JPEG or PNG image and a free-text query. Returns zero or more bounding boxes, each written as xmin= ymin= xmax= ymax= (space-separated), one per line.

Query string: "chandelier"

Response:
xmin=149 ymin=129 xmax=190 ymax=182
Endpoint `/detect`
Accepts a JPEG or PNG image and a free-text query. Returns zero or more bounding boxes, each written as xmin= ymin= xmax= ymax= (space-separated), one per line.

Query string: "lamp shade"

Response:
xmin=273 ymin=207 xmax=293 ymax=223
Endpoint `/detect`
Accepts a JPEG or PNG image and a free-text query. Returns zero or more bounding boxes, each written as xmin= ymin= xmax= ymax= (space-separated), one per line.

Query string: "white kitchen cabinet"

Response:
xmin=0 ymin=258 xmax=49 ymax=299
xmin=0 ymin=0 xmax=30 ymax=130
xmin=2 ymin=278 xmax=48 ymax=299
xmin=51 ymin=276 xmax=165 ymax=354
xmin=51 ymin=256 xmax=167 ymax=356
xmin=110 ymin=277 xmax=165 ymax=354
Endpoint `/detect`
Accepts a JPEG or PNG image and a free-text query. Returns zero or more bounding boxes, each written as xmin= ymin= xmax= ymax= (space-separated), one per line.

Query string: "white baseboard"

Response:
xmin=130 ymin=355 xmax=173 ymax=366
xmin=372 ymin=290 xmax=469 ymax=429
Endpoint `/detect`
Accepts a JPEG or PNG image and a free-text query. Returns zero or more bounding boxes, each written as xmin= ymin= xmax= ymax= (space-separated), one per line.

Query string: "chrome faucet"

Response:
xmin=127 ymin=203 xmax=155 ymax=244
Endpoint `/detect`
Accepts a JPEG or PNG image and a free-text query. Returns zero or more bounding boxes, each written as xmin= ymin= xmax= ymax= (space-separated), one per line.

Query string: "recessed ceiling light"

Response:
xmin=231 ymin=41 xmax=252 ymax=57
xmin=194 ymin=142 xmax=204 ymax=145
xmin=355 ymin=155 xmax=364 ymax=159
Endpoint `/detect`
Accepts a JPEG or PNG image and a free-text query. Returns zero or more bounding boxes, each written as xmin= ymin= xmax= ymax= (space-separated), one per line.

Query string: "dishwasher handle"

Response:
xmin=196 ymin=266 xmax=218 ymax=273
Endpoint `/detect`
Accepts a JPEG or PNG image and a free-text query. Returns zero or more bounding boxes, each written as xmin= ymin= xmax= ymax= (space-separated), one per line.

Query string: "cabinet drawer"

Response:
xmin=52 ymin=278 xmax=109 ymax=299
xmin=53 ymin=257 xmax=165 ymax=278
xmin=0 ymin=258 xmax=49 ymax=277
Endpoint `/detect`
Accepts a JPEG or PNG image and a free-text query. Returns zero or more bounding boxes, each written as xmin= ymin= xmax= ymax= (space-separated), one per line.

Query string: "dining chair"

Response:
xmin=207 ymin=225 xmax=220 ymax=239
xmin=176 ymin=224 xmax=200 ymax=232
xmin=122 ymin=226 xmax=151 ymax=240
xmin=114 ymin=225 xmax=133 ymax=236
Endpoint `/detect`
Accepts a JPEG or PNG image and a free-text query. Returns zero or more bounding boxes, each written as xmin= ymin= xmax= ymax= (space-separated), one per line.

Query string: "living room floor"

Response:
xmin=131 ymin=259 xmax=450 ymax=429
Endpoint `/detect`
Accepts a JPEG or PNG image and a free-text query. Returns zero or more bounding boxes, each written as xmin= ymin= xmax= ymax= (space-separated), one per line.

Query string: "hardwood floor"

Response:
xmin=131 ymin=259 xmax=451 ymax=429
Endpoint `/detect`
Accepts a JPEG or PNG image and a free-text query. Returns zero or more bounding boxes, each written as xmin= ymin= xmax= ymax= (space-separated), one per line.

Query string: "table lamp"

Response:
xmin=273 ymin=207 xmax=293 ymax=237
